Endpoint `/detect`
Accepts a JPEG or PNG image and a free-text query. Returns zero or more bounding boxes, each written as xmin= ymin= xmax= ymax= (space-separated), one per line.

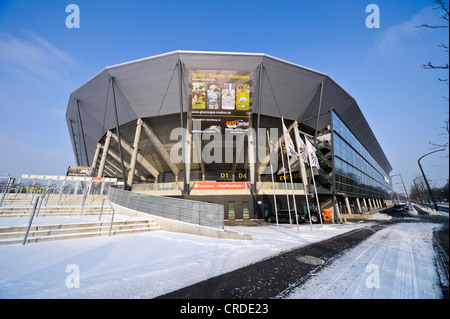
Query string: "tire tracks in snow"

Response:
xmin=280 ymin=224 xmax=392 ymax=299
xmin=284 ymin=222 xmax=443 ymax=299
xmin=156 ymin=224 xmax=385 ymax=299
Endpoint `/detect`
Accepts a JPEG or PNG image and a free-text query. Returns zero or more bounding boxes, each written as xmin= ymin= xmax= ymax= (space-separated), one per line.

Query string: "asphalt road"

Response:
xmin=156 ymin=206 xmax=449 ymax=299
xmin=157 ymin=224 xmax=386 ymax=299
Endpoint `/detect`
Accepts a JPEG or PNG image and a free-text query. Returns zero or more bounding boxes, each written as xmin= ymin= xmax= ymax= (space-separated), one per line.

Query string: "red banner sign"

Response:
xmin=192 ymin=182 xmax=246 ymax=190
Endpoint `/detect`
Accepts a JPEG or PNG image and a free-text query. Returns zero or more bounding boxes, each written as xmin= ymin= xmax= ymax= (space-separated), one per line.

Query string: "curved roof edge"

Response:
xmin=65 ymin=50 xmax=392 ymax=175
xmin=70 ymin=50 xmax=330 ymax=97
xmin=106 ymin=50 xmax=329 ymax=76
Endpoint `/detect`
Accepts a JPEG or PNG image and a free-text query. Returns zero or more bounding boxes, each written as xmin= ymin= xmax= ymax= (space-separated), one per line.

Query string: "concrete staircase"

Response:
xmin=0 ymin=219 xmax=160 ymax=245
xmin=1 ymin=193 xmax=109 ymax=207
xmin=0 ymin=193 xmax=161 ymax=245
xmin=0 ymin=194 xmax=114 ymax=218
xmin=0 ymin=205 xmax=114 ymax=218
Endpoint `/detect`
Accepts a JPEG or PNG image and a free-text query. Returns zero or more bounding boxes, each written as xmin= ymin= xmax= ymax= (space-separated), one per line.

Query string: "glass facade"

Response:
xmin=332 ymin=111 xmax=392 ymax=198
xmin=243 ymin=201 xmax=250 ymax=220
xmin=228 ymin=202 xmax=235 ymax=220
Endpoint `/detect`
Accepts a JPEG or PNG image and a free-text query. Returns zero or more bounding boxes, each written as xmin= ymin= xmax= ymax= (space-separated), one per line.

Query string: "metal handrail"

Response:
xmin=43 ymin=185 xmax=56 ymax=207
xmin=99 ymin=197 xmax=114 ymax=221
xmin=108 ymin=202 xmax=116 ymax=236
xmin=80 ymin=186 xmax=90 ymax=215
xmin=28 ymin=186 xmax=44 ymax=204
xmin=36 ymin=186 xmax=56 ymax=217
xmin=98 ymin=197 xmax=116 ymax=236
xmin=23 ymin=197 xmax=40 ymax=245
xmin=0 ymin=189 xmax=7 ymax=207
xmin=12 ymin=184 xmax=25 ymax=198
xmin=58 ymin=184 xmax=72 ymax=205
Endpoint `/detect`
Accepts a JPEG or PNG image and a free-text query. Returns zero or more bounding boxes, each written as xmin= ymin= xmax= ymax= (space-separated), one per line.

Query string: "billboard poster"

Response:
xmin=66 ymin=166 xmax=94 ymax=177
xmin=189 ymin=70 xmax=253 ymax=135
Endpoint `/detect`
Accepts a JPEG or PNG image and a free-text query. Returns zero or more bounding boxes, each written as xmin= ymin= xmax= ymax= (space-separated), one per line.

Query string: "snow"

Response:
xmin=281 ymin=222 xmax=443 ymax=299
xmin=0 ymin=213 xmax=143 ymax=228
xmin=0 ymin=208 xmax=446 ymax=299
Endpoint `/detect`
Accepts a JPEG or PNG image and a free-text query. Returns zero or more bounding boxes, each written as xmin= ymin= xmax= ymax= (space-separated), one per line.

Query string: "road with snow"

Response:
xmin=158 ymin=224 xmax=386 ymax=298
xmin=0 ymin=205 xmax=447 ymax=299
xmin=283 ymin=206 xmax=448 ymax=299
xmin=159 ymin=206 xmax=448 ymax=299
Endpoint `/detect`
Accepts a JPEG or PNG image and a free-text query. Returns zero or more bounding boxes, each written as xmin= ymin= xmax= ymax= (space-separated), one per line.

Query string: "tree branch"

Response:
xmin=416 ymin=0 xmax=449 ymax=28
xmin=416 ymin=23 xmax=448 ymax=28
xmin=421 ymin=61 xmax=449 ymax=69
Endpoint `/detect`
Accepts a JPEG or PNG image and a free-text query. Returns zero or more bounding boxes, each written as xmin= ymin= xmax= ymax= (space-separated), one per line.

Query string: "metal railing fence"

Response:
xmin=108 ymin=186 xmax=224 ymax=229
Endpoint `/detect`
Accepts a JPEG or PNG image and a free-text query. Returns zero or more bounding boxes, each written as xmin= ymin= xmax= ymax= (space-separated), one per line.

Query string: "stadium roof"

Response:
xmin=66 ymin=50 xmax=392 ymax=174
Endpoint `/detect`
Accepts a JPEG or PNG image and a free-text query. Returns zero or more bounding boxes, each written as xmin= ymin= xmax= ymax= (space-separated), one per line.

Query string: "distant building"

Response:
xmin=66 ymin=51 xmax=393 ymax=221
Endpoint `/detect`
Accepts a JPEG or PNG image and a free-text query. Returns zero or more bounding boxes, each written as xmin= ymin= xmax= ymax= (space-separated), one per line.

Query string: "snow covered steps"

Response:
xmin=1 ymin=194 xmax=108 ymax=207
xmin=0 ymin=206 xmax=113 ymax=218
xmin=0 ymin=219 xmax=160 ymax=245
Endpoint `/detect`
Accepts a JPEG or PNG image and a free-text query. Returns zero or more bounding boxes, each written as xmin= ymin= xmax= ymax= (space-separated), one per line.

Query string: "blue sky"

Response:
xmin=0 ymin=0 xmax=448 ymax=195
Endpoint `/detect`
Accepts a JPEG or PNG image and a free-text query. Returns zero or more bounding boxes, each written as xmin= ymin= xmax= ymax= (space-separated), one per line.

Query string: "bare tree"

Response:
xmin=417 ymin=1 xmax=449 ymax=150
xmin=417 ymin=0 xmax=449 ymax=83
xmin=428 ymin=109 xmax=449 ymax=149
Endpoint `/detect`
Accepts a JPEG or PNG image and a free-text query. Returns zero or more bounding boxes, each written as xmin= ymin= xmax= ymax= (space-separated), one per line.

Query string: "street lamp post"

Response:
xmin=418 ymin=148 xmax=446 ymax=211
xmin=392 ymin=173 xmax=410 ymax=209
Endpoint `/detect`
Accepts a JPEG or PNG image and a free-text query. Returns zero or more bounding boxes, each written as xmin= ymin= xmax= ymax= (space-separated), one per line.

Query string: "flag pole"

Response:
xmin=286 ymin=151 xmax=300 ymax=233
xmin=304 ymin=175 xmax=314 ymax=230
xmin=304 ymin=133 xmax=324 ymax=226
xmin=282 ymin=118 xmax=300 ymax=233
xmin=294 ymin=124 xmax=313 ymax=230
xmin=267 ymin=130 xmax=279 ymax=227
xmin=310 ymin=168 xmax=323 ymax=226
xmin=280 ymin=142 xmax=292 ymax=227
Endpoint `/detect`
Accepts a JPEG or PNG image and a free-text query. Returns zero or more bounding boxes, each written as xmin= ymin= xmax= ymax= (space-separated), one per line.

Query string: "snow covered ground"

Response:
xmin=0 ymin=215 xmax=372 ymax=298
xmin=0 ymin=208 xmax=447 ymax=299
xmin=282 ymin=221 xmax=443 ymax=299
xmin=281 ymin=206 xmax=448 ymax=299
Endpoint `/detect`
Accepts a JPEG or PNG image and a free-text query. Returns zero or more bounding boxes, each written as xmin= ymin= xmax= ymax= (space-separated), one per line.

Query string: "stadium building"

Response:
xmin=66 ymin=51 xmax=393 ymax=221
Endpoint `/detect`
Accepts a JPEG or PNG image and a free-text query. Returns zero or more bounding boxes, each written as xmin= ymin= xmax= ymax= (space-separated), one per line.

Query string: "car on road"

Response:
xmin=265 ymin=204 xmax=333 ymax=224
xmin=300 ymin=203 xmax=333 ymax=224
xmin=265 ymin=209 xmax=306 ymax=224
xmin=393 ymin=203 xmax=406 ymax=212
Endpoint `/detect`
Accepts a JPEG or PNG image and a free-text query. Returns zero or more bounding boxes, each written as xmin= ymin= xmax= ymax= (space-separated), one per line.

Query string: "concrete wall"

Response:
xmin=111 ymin=202 xmax=252 ymax=241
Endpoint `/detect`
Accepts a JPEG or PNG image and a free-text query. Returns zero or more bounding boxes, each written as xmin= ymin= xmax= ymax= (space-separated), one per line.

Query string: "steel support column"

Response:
xmin=178 ymin=60 xmax=189 ymax=195
xmin=111 ymin=77 xmax=128 ymax=190
xmin=141 ymin=120 xmax=180 ymax=177
xmin=97 ymin=131 xmax=112 ymax=178
xmin=92 ymin=142 xmax=102 ymax=171
xmin=127 ymin=118 xmax=143 ymax=187
xmin=110 ymin=131 xmax=159 ymax=179
xmin=254 ymin=63 xmax=264 ymax=193
xmin=76 ymin=98 xmax=89 ymax=166
xmin=344 ymin=196 xmax=352 ymax=214
xmin=356 ymin=197 xmax=362 ymax=213
xmin=313 ymin=82 xmax=324 ymax=147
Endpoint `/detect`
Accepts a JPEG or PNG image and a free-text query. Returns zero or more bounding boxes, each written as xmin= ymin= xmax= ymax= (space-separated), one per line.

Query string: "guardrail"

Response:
xmin=437 ymin=203 xmax=449 ymax=212
xmin=99 ymin=197 xmax=117 ymax=236
xmin=133 ymin=181 xmax=310 ymax=193
xmin=132 ymin=182 xmax=184 ymax=192
xmin=108 ymin=186 xmax=224 ymax=229
xmin=0 ymin=189 xmax=7 ymax=207
xmin=257 ymin=181 xmax=305 ymax=191
xmin=23 ymin=197 xmax=40 ymax=245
